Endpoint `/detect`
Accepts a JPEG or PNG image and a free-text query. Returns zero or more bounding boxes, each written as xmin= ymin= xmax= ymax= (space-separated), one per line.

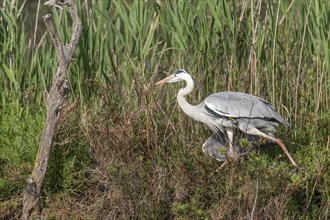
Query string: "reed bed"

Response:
xmin=0 ymin=0 xmax=329 ymax=219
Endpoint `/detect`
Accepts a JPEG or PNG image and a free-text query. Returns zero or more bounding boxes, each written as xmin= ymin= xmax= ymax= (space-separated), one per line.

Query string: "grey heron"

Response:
xmin=156 ymin=69 xmax=298 ymax=169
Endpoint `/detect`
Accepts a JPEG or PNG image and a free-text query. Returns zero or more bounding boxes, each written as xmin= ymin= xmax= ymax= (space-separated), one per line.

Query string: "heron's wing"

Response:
xmin=204 ymin=91 xmax=289 ymax=125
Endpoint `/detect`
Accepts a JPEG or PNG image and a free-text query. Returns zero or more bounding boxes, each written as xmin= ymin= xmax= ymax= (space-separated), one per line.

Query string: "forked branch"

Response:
xmin=21 ymin=0 xmax=82 ymax=219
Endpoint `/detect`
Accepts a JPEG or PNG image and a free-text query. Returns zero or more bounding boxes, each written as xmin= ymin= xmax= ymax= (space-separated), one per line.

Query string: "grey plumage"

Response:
xmin=204 ymin=92 xmax=289 ymax=126
xmin=155 ymin=69 xmax=298 ymax=169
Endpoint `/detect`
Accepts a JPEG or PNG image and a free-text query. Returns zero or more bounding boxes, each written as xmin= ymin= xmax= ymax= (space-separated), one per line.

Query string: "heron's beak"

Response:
xmin=155 ymin=75 xmax=176 ymax=85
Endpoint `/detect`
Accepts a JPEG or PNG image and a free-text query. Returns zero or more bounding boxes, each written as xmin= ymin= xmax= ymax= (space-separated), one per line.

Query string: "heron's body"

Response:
xmin=156 ymin=69 xmax=298 ymax=169
xmin=183 ymin=91 xmax=288 ymax=133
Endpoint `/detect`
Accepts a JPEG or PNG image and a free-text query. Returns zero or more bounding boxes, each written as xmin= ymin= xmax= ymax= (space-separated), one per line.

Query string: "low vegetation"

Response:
xmin=0 ymin=0 xmax=329 ymax=219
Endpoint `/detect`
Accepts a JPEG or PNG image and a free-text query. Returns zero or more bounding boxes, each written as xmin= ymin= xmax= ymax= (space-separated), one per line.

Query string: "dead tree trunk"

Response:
xmin=22 ymin=0 xmax=82 ymax=219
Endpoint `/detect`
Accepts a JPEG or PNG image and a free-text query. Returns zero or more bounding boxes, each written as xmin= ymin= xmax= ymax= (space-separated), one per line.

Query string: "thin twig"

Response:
xmin=250 ymin=178 xmax=259 ymax=220
xmin=33 ymin=0 xmax=41 ymax=47
xmin=271 ymin=1 xmax=281 ymax=105
xmin=279 ymin=0 xmax=295 ymax=26
xmin=294 ymin=2 xmax=311 ymax=126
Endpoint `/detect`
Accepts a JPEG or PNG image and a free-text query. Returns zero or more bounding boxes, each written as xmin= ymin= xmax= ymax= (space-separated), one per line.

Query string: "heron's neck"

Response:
xmin=177 ymin=77 xmax=196 ymax=116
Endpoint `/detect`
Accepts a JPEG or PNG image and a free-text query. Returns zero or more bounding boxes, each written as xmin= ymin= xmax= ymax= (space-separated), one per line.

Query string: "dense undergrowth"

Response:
xmin=0 ymin=0 xmax=329 ymax=219
xmin=1 ymin=96 xmax=329 ymax=219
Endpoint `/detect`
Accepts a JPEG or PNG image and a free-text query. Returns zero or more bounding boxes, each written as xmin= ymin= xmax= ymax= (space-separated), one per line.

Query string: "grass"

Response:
xmin=0 ymin=102 xmax=44 ymax=199
xmin=0 ymin=0 xmax=329 ymax=219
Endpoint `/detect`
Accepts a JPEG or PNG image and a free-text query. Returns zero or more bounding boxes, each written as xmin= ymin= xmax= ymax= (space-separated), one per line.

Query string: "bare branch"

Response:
xmin=43 ymin=14 xmax=67 ymax=69
xmin=21 ymin=0 xmax=82 ymax=219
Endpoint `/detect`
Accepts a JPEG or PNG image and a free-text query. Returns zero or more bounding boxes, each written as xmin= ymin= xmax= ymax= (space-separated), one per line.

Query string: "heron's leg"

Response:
xmin=243 ymin=126 xmax=298 ymax=169
xmin=225 ymin=128 xmax=235 ymax=162
xmin=218 ymin=160 xmax=228 ymax=170
xmin=268 ymin=137 xmax=298 ymax=169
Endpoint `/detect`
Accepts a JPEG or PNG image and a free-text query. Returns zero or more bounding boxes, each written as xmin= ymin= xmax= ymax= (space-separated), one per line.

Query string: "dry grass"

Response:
xmin=21 ymin=86 xmax=322 ymax=220
xmin=1 ymin=85 xmax=328 ymax=219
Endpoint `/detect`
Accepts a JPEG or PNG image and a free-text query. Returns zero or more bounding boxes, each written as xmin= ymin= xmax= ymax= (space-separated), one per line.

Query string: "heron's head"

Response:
xmin=155 ymin=69 xmax=192 ymax=85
